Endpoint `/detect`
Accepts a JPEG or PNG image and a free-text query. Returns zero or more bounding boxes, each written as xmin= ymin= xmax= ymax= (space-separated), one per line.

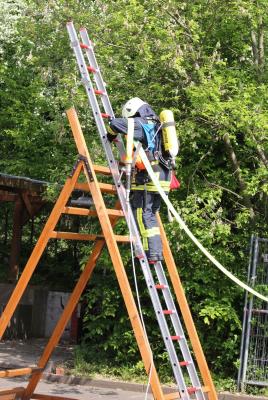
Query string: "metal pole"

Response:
xmin=237 ymin=234 xmax=254 ymax=391
xmin=240 ymin=236 xmax=259 ymax=391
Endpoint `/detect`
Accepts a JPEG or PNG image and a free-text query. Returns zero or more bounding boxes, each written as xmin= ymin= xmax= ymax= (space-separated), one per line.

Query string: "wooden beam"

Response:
xmin=75 ymin=182 xmax=117 ymax=194
xmin=0 ymin=394 xmax=15 ymax=400
xmin=8 ymin=196 xmax=24 ymax=281
xmin=0 ymin=367 xmax=42 ymax=378
xmin=62 ymin=206 xmax=124 ymax=217
xmin=31 ymin=394 xmax=79 ymax=400
xmin=0 ymin=388 xmax=24 ymax=396
xmin=0 ymin=192 xmax=18 ymax=202
xmin=22 ymin=192 xmax=35 ymax=218
xmin=50 ymin=231 xmax=130 ymax=243
xmin=93 ymin=164 xmax=111 ymax=175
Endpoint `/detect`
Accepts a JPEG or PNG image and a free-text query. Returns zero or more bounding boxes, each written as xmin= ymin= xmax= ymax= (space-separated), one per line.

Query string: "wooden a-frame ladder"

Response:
xmin=0 ymin=108 xmax=217 ymax=400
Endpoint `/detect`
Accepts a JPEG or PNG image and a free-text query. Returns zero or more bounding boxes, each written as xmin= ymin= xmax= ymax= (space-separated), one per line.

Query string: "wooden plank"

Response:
xmin=158 ymin=214 xmax=218 ymax=400
xmin=50 ymin=231 xmax=130 ymax=243
xmin=0 ymin=388 xmax=24 ymax=396
xmin=0 ymin=367 xmax=42 ymax=378
xmin=0 ymin=394 xmax=15 ymax=400
xmin=24 ymin=201 xmax=123 ymax=399
xmin=164 ymin=392 xmax=180 ymax=400
xmin=8 ymin=197 xmax=23 ymax=281
xmin=0 ymin=192 xmax=18 ymax=202
xmin=22 ymin=192 xmax=35 ymax=217
xmin=63 ymin=206 xmax=124 ymax=217
xmin=75 ymin=182 xmax=117 ymax=194
xmin=0 ymin=387 xmax=24 ymax=400
xmin=93 ymin=164 xmax=111 ymax=175
xmin=0 ymin=162 xmax=83 ymax=339
xmin=31 ymin=394 xmax=78 ymax=400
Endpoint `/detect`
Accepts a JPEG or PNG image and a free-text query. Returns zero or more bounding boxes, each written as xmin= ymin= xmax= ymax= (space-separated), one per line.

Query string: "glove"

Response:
xmin=106 ymin=124 xmax=118 ymax=142
xmin=107 ymin=132 xmax=117 ymax=142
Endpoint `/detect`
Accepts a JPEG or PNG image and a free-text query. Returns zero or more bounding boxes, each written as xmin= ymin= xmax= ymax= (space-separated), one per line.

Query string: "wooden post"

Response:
xmin=8 ymin=197 xmax=23 ymax=282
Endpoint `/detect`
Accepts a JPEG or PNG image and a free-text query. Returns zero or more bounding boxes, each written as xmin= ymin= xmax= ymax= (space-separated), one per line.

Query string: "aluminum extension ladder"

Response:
xmin=67 ymin=21 xmax=207 ymax=400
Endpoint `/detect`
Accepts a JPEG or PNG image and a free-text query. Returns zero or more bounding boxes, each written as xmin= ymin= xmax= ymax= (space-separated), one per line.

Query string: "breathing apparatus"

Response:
xmin=159 ymin=110 xmax=179 ymax=168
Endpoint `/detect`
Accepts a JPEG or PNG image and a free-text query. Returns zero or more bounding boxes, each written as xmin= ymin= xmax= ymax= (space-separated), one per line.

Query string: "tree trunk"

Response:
xmin=251 ymin=16 xmax=265 ymax=76
xmin=222 ymin=133 xmax=255 ymax=221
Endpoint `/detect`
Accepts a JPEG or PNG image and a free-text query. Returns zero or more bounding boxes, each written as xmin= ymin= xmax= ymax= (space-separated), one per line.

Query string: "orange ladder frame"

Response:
xmin=0 ymin=108 xmax=217 ymax=400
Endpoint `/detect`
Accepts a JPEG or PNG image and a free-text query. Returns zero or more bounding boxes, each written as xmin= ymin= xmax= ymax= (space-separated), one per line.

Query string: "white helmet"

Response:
xmin=122 ymin=97 xmax=146 ymax=118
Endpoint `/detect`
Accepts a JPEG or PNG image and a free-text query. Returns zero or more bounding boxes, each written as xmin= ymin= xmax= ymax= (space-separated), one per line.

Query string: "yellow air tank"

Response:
xmin=159 ymin=110 xmax=179 ymax=166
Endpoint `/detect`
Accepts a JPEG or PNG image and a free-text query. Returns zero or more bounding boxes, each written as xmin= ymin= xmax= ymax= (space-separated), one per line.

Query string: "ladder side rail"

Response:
xmin=240 ymin=237 xmax=259 ymax=389
xmin=79 ymin=27 xmax=126 ymax=160
xmin=67 ymin=108 xmax=191 ymax=398
xmin=67 ymin=23 xmax=110 ymax=148
xmin=154 ymin=262 xmax=205 ymax=400
xmin=157 ymin=214 xmax=218 ymax=400
xmin=237 ymin=235 xmax=255 ymax=390
xmin=67 ymin=22 xmax=125 ymax=160
xmin=137 ymin=260 xmax=191 ymax=399
xmin=80 ymin=28 xmax=114 ymax=117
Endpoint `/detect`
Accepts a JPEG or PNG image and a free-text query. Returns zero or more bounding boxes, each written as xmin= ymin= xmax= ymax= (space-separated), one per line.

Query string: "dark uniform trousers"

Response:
xmin=130 ymin=164 xmax=171 ymax=261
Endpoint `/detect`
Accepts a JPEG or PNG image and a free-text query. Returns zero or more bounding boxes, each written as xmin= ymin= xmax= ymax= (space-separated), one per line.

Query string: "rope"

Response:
xmin=127 ymin=203 xmax=153 ymax=400
xmin=137 ymin=145 xmax=268 ymax=303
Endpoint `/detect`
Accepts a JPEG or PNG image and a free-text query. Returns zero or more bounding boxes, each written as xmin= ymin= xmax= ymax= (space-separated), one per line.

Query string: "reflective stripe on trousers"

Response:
xmin=130 ymin=191 xmax=163 ymax=260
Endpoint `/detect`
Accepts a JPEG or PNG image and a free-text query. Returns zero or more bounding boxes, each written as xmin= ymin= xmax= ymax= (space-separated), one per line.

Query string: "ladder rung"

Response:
xmin=0 ymin=367 xmax=42 ymax=378
xmin=98 ymin=182 xmax=117 ymax=194
xmin=179 ymin=361 xmax=191 ymax=366
xmin=101 ymin=113 xmax=111 ymax=119
xmin=63 ymin=207 xmax=124 ymax=218
xmin=187 ymin=387 xmax=200 ymax=394
xmin=86 ymin=65 xmax=97 ymax=73
xmin=163 ymin=310 xmax=175 ymax=315
xmin=80 ymin=42 xmax=90 ymax=49
xmin=93 ymin=164 xmax=112 ymax=175
xmin=170 ymin=335 xmax=183 ymax=341
xmin=94 ymin=89 xmax=105 ymax=95
xmin=74 ymin=182 xmax=117 ymax=194
xmin=155 ymin=284 xmax=168 ymax=289
xmin=50 ymin=231 xmax=130 ymax=243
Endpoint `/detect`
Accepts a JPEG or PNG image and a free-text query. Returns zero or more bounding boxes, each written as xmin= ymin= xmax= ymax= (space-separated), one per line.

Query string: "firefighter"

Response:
xmin=107 ymin=97 xmax=174 ymax=263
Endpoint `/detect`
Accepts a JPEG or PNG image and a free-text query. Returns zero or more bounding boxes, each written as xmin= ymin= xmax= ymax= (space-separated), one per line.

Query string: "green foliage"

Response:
xmin=1 ymin=0 xmax=268 ymax=390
